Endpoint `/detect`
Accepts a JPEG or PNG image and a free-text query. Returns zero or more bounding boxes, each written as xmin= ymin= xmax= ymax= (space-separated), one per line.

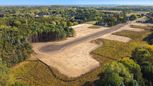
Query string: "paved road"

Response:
xmin=40 ymin=23 xmax=126 ymax=53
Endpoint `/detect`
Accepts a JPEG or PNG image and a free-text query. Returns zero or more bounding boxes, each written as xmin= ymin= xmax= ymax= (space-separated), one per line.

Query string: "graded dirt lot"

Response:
xmin=33 ymin=41 xmax=101 ymax=77
xmin=101 ymin=34 xmax=131 ymax=43
xmin=33 ymin=24 xmax=109 ymax=77
xmin=32 ymin=18 xmax=147 ymax=78
xmin=71 ymin=24 xmax=109 ymax=38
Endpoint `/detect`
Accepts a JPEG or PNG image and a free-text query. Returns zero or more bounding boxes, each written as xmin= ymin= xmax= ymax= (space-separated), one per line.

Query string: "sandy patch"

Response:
xmin=73 ymin=24 xmax=109 ymax=38
xmin=101 ymin=34 xmax=131 ymax=43
xmin=132 ymin=23 xmax=150 ymax=27
xmin=33 ymin=41 xmax=100 ymax=78
xmin=124 ymin=27 xmax=144 ymax=32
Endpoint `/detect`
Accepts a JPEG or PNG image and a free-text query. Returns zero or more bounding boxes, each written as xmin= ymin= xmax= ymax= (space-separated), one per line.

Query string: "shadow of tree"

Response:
xmin=143 ymin=30 xmax=153 ymax=44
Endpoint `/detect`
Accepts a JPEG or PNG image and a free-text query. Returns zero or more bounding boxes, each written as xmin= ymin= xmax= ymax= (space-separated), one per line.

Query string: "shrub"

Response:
xmin=96 ymin=61 xmax=134 ymax=86
xmin=132 ymin=46 xmax=153 ymax=85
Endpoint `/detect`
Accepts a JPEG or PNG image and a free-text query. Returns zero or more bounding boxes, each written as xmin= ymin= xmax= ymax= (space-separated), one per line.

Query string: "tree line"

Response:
xmin=96 ymin=12 xmax=141 ymax=27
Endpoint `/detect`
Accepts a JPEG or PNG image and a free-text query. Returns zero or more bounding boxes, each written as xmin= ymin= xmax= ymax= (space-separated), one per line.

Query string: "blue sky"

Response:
xmin=0 ymin=0 xmax=153 ymax=5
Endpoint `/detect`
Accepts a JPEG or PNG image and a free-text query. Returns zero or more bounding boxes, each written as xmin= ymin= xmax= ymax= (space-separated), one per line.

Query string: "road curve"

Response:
xmin=39 ymin=23 xmax=126 ymax=53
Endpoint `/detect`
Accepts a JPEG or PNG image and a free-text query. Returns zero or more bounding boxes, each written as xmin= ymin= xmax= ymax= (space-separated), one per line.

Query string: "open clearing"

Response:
xmin=32 ymin=24 xmax=109 ymax=77
xmin=101 ymin=34 xmax=131 ymax=42
xmin=33 ymin=41 xmax=101 ymax=77
xmin=32 ymin=18 xmax=148 ymax=78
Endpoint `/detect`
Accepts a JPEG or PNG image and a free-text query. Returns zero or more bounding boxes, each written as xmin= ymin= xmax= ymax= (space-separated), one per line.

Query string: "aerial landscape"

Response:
xmin=1 ymin=0 xmax=153 ymax=86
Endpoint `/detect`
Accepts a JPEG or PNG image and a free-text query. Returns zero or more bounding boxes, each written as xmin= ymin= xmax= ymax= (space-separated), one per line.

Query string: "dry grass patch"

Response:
xmin=10 ymin=58 xmax=112 ymax=86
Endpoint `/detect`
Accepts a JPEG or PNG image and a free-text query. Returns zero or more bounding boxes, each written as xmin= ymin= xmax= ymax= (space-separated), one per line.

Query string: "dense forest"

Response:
xmin=96 ymin=12 xmax=139 ymax=26
xmin=96 ymin=12 xmax=127 ymax=26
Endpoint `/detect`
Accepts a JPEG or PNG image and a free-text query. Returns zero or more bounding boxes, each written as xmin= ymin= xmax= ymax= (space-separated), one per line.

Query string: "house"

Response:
xmin=0 ymin=12 xmax=4 ymax=17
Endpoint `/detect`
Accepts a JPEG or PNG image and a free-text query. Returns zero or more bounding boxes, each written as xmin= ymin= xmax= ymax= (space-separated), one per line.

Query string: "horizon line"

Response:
xmin=0 ymin=4 xmax=153 ymax=6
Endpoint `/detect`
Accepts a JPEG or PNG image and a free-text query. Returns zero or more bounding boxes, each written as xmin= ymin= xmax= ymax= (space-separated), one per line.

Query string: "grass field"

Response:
xmin=130 ymin=24 xmax=153 ymax=29
xmin=113 ymin=30 xmax=151 ymax=40
xmin=85 ymin=21 xmax=97 ymax=24
xmin=10 ymin=30 xmax=151 ymax=86
xmin=92 ymin=39 xmax=148 ymax=59
xmin=92 ymin=30 xmax=150 ymax=59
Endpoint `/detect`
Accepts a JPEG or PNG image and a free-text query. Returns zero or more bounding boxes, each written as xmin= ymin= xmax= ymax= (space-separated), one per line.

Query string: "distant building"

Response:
xmin=35 ymin=14 xmax=50 ymax=18
xmin=35 ymin=15 xmax=39 ymax=17
xmin=0 ymin=12 xmax=4 ymax=17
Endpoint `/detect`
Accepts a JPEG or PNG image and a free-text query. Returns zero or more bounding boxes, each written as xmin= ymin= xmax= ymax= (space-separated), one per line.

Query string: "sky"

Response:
xmin=0 ymin=0 xmax=153 ymax=6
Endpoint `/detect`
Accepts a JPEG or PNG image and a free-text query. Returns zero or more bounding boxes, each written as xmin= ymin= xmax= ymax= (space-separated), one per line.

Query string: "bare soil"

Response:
xmin=32 ymin=24 xmax=107 ymax=77
xmin=101 ymin=34 xmax=131 ymax=43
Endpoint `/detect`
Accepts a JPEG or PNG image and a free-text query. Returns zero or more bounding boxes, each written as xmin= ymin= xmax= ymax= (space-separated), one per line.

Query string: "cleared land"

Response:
xmin=33 ymin=41 xmax=100 ymax=77
xmin=101 ymin=34 xmax=131 ymax=43
xmin=32 ymin=24 xmax=110 ymax=78
xmin=32 ymin=18 xmax=146 ymax=77
xmin=10 ymin=17 xmax=153 ymax=86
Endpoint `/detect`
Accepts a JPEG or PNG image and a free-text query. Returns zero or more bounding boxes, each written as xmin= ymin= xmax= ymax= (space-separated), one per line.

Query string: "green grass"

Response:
xmin=92 ymin=30 xmax=151 ymax=59
xmin=10 ymin=30 xmax=152 ymax=86
xmin=130 ymin=24 xmax=153 ymax=29
xmin=92 ymin=40 xmax=148 ymax=59
xmin=113 ymin=30 xmax=151 ymax=40
xmin=85 ymin=21 xmax=96 ymax=24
